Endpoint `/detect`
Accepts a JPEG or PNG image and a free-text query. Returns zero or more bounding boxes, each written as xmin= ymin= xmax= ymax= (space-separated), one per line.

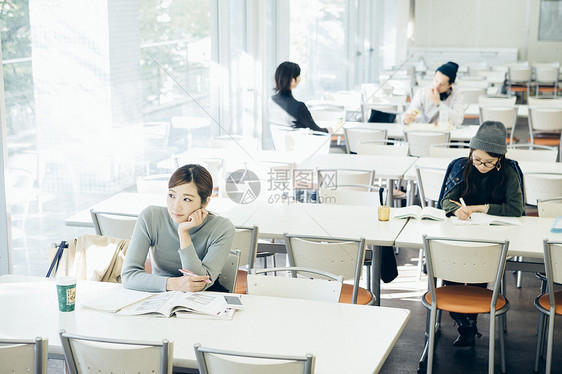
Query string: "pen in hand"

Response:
xmin=450 ymin=198 xmax=471 ymax=219
xmin=179 ymin=269 xmax=212 ymax=283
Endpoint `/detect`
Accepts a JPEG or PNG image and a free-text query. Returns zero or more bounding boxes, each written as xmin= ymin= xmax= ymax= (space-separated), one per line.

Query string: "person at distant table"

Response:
xmin=403 ymin=61 xmax=464 ymax=126
xmin=270 ymin=61 xmax=331 ymax=133
xmin=122 ymin=164 xmax=235 ymax=293
xmin=436 ymin=120 xmax=524 ymax=347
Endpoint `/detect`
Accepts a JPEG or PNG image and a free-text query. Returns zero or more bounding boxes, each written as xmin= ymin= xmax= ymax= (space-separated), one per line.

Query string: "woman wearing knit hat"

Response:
xmin=403 ymin=61 xmax=465 ymax=126
xmin=436 ymin=120 xmax=525 ymax=347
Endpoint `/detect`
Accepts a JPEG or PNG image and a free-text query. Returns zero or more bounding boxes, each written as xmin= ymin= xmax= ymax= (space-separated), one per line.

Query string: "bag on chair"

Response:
xmin=46 ymin=235 xmax=130 ymax=282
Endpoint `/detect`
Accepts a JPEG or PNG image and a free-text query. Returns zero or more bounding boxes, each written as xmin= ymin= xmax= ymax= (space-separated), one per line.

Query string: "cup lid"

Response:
xmin=56 ymin=276 xmax=76 ymax=286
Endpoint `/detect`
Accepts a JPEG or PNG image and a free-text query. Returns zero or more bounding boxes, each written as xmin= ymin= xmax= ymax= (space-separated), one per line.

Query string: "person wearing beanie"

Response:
xmin=435 ymin=120 xmax=524 ymax=348
xmin=403 ymin=61 xmax=464 ymax=126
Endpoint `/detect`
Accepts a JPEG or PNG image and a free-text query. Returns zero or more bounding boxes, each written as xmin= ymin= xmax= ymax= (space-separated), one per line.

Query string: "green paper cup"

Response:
xmin=56 ymin=276 xmax=76 ymax=312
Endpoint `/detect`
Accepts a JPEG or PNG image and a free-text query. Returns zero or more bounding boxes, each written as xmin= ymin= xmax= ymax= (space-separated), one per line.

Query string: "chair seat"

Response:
xmin=234 ymin=270 xmax=247 ymax=294
xmin=537 ymin=290 xmax=562 ymax=314
xmin=530 ymin=137 xmax=561 ymax=146
xmin=338 ymin=284 xmax=373 ymax=305
xmin=424 ymin=285 xmax=507 ymax=314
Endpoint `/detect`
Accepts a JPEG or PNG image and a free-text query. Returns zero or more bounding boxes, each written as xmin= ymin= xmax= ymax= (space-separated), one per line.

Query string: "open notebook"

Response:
xmin=391 ymin=206 xmax=446 ymax=221
xmin=451 ymin=213 xmax=522 ymax=226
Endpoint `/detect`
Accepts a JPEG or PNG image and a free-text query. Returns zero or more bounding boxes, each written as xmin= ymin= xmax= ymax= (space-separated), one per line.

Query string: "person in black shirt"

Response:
xmin=270 ymin=61 xmax=330 ymax=133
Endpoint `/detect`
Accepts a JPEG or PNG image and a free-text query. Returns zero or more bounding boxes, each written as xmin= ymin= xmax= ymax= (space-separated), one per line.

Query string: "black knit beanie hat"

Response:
xmin=436 ymin=61 xmax=459 ymax=83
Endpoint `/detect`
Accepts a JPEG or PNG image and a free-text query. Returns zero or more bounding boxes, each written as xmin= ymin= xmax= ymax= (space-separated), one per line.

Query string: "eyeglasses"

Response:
xmin=471 ymin=156 xmax=498 ymax=169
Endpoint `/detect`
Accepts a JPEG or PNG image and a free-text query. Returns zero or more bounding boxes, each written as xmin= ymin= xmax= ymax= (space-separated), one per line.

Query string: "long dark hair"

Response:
xmin=274 ymin=61 xmax=301 ymax=94
xmin=461 ymin=149 xmax=507 ymax=203
xmin=168 ymin=164 xmax=213 ymax=203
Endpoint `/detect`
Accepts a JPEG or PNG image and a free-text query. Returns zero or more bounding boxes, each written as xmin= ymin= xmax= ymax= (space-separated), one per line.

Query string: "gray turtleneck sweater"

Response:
xmin=121 ymin=206 xmax=235 ymax=292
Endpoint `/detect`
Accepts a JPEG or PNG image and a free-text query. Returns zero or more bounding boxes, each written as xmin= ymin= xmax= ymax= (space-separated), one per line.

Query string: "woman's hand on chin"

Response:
xmin=178 ymin=208 xmax=208 ymax=233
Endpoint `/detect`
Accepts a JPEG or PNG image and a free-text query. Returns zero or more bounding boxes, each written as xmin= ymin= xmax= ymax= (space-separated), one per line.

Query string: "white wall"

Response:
xmin=413 ymin=0 xmax=562 ymax=63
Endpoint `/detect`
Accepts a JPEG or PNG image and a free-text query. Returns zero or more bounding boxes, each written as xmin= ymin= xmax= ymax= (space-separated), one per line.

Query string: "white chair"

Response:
xmin=361 ymin=83 xmax=393 ymax=103
xmin=534 ymin=66 xmax=560 ymax=97
xmin=357 ymin=139 xmax=409 ymax=156
xmin=0 ymin=337 xmax=48 ymax=374
xmin=456 ymin=79 xmax=489 ymax=90
xmin=343 ymin=127 xmax=386 ymax=153
xmin=506 ymin=144 xmax=558 ymax=162
xmin=284 ymin=233 xmax=373 ymax=305
xmin=404 ymin=131 xmax=451 ymax=157
xmin=247 ymin=267 xmax=344 ymax=303
xmin=285 ymin=130 xmax=331 ymax=156
xmin=317 ymin=168 xmax=375 ymax=191
xmin=318 ymin=185 xmax=383 ymax=207
xmin=527 ymin=108 xmax=562 ymax=150
xmin=90 ymin=209 xmax=138 ymax=239
xmin=362 ymin=103 xmax=398 ymax=122
xmin=414 ymin=166 xmax=448 ymax=279
xmin=59 ymin=329 xmax=173 ymax=374
xmin=231 ymin=225 xmax=260 ymax=294
xmin=478 ymin=106 xmax=519 ymax=145
xmin=308 ymin=105 xmax=346 ymax=125
xmin=415 ymin=166 xmax=447 ymax=208
xmin=136 ymin=174 xmax=170 ymax=195
xmin=478 ymin=95 xmax=517 ymax=107
xmin=218 ymin=249 xmax=241 ymax=293
xmin=460 ymin=87 xmax=486 ymax=105
xmin=507 ymin=66 xmax=533 ymax=99
xmin=242 ymin=160 xmax=295 ymax=203
xmin=328 ymin=90 xmax=363 ymax=121
xmin=534 ymin=240 xmax=562 ymax=374
xmin=538 ymin=197 xmax=562 ymax=218
xmin=421 ymin=236 xmax=510 ymax=374
xmin=194 ymin=343 xmax=315 ymax=374
xmin=528 ymin=97 xmax=562 ymax=109
xmin=143 ymin=121 xmax=171 ymax=148
xmin=524 ymin=173 xmax=562 ymax=206
xmin=270 ymin=124 xmax=295 ymax=151
xmin=429 ymin=143 xmax=471 ymax=158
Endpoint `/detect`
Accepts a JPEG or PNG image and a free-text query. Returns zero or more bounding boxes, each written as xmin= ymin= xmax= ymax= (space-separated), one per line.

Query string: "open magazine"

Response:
xmin=391 ymin=206 xmax=446 ymax=221
xmin=81 ymin=287 xmax=231 ymax=318
xmin=451 ymin=213 xmax=522 ymax=226
xmin=117 ymin=291 xmax=229 ymax=317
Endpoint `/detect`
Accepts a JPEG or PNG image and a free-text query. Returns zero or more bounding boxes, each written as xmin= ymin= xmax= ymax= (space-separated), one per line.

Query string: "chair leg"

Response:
xmin=546 ymin=313 xmax=555 ymax=374
xmin=427 ymin=308 xmax=437 ymax=374
xmin=499 ymin=314 xmax=507 ymax=373
xmin=417 ymin=248 xmax=424 ymax=280
xmin=516 ymin=256 xmax=523 ymax=288
xmin=366 ymin=264 xmax=372 ymax=292
xmin=535 ymin=313 xmax=546 ymax=372
xmin=489 ymin=313 xmax=496 ymax=374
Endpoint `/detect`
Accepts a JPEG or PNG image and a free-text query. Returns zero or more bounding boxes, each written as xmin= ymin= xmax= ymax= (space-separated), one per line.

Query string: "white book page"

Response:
xmin=419 ymin=207 xmax=446 ymax=221
xmin=391 ymin=205 xmax=422 ymax=219
xmin=451 ymin=213 xmax=522 ymax=226
xmin=80 ymin=288 xmax=156 ymax=313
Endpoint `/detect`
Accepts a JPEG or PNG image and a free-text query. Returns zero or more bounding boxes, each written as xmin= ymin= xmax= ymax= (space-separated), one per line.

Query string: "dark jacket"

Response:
xmin=437 ymin=157 xmax=525 ymax=210
xmin=271 ymin=92 xmax=329 ymax=133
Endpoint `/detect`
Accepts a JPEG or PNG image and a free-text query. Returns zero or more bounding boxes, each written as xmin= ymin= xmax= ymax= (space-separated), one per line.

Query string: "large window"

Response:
xmin=1 ymin=0 xmax=393 ymax=275
xmin=289 ymin=0 xmax=347 ymax=101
